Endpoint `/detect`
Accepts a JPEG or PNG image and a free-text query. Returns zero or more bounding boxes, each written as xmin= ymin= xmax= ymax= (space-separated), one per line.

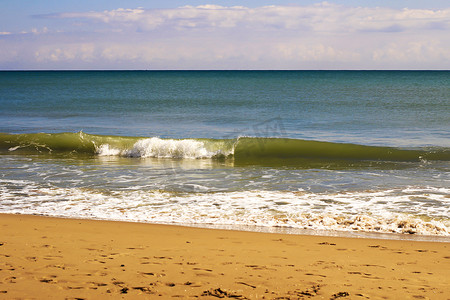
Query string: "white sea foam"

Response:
xmin=96 ymin=144 xmax=122 ymax=156
xmin=96 ymin=137 xmax=223 ymax=158
xmin=1 ymin=185 xmax=448 ymax=236
xmin=8 ymin=145 xmax=21 ymax=152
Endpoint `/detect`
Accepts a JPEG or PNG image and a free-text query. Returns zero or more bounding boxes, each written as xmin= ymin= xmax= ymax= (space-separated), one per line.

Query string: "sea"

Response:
xmin=0 ymin=71 xmax=449 ymax=240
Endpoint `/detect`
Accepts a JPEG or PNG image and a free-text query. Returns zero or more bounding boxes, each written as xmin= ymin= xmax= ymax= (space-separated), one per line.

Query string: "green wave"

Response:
xmin=234 ymin=137 xmax=449 ymax=162
xmin=0 ymin=132 xmax=140 ymax=154
xmin=1 ymin=132 xmax=449 ymax=162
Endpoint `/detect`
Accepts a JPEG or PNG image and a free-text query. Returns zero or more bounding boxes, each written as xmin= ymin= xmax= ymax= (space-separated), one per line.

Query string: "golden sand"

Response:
xmin=0 ymin=214 xmax=449 ymax=299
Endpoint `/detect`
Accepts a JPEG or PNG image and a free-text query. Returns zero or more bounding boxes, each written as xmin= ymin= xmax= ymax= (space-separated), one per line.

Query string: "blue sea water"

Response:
xmin=0 ymin=71 xmax=449 ymax=238
xmin=1 ymin=71 xmax=448 ymax=145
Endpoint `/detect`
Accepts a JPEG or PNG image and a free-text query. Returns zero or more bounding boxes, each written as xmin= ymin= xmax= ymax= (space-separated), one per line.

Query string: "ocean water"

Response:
xmin=0 ymin=71 xmax=449 ymax=239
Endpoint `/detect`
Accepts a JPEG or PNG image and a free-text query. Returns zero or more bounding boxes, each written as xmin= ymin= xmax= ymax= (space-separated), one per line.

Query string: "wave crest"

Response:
xmin=97 ymin=137 xmax=225 ymax=159
xmin=1 ymin=132 xmax=449 ymax=163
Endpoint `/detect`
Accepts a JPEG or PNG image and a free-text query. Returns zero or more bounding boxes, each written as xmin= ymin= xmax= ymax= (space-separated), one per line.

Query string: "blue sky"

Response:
xmin=1 ymin=0 xmax=449 ymax=69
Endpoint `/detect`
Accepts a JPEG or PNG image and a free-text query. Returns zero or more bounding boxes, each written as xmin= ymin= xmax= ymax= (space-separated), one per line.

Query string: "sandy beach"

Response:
xmin=0 ymin=214 xmax=449 ymax=299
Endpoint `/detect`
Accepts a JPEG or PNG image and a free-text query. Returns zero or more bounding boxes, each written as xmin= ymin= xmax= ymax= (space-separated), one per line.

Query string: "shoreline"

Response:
xmin=174 ymin=222 xmax=450 ymax=243
xmin=1 ymin=213 xmax=449 ymax=299
xmin=3 ymin=212 xmax=450 ymax=243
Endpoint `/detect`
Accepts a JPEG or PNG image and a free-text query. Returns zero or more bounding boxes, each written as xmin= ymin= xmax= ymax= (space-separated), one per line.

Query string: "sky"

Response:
xmin=1 ymin=0 xmax=449 ymax=70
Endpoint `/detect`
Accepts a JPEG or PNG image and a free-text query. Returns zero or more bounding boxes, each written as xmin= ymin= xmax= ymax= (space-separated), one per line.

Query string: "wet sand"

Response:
xmin=0 ymin=213 xmax=449 ymax=299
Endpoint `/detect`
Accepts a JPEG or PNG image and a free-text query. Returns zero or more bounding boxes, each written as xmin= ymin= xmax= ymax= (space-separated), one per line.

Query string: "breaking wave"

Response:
xmin=1 ymin=132 xmax=449 ymax=162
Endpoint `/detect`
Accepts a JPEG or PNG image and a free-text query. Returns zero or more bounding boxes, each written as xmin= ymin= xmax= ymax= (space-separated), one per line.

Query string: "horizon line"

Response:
xmin=1 ymin=69 xmax=449 ymax=72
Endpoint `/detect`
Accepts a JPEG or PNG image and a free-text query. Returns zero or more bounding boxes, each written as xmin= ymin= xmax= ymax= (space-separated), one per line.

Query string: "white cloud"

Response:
xmin=44 ymin=3 xmax=450 ymax=33
xmin=372 ymin=40 xmax=450 ymax=63
xmin=1 ymin=3 xmax=449 ymax=69
xmin=35 ymin=43 xmax=95 ymax=62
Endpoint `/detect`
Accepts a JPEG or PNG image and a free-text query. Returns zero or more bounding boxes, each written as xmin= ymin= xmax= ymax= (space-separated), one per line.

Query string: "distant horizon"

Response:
xmin=1 ymin=69 xmax=449 ymax=72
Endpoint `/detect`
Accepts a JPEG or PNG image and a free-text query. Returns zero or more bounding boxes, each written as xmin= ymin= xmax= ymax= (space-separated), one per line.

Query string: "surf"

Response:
xmin=1 ymin=132 xmax=449 ymax=163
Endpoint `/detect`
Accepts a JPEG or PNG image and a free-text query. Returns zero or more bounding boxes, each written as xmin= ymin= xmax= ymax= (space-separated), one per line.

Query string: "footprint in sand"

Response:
xmin=284 ymin=285 xmax=321 ymax=298
xmin=193 ymin=267 xmax=213 ymax=272
xmin=202 ymin=288 xmax=247 ymax=299
xmin=318 ymin=242 xmax=336 ymax=246
xmin=305 ymin=273 xmax=327 ymax=278
xmin=153 ymin=256 xmax=173 ymax=260
xmin=132 ymin=286 xmax=154 ymax=294
xmin=25 ymin=256 xmax=37 ymax=261
xmin=39 ymin=278 xmax=56 ymax=284
xmin=139 ymin=272 xmax=156 ymax=277
xmin=4 ymin=276 xmax=17 ymax=283
xmin=88 ymin=282 xmax=108 ymax=287
xmin=331 ymin=291 xmax=350 ymax=299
